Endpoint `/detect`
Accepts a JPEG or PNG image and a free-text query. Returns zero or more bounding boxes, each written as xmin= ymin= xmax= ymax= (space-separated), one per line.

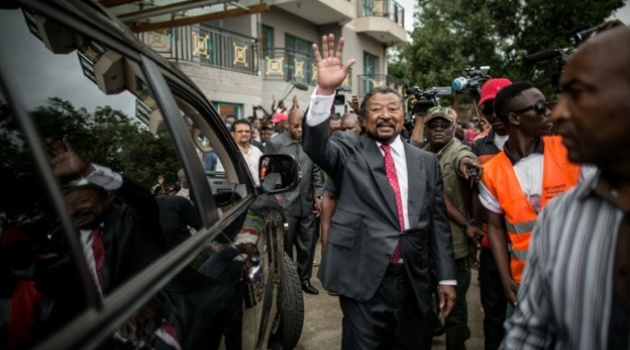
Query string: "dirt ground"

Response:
xmin=296 ymin=242 xmax=485 ymax=350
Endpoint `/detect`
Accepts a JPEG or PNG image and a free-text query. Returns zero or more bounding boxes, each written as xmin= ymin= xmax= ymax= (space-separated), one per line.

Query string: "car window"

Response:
xmin=0 ymin=7 xmax=207 ymax=347
xmin=0 ymin=88 xmax=93 ymax=349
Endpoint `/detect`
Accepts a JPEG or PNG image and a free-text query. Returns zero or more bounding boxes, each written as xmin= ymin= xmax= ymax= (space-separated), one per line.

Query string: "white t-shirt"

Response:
xmin=479 ymin=153 xmax=544 ymax=214
xmin=239 ymin=145 xmax=263 ymax=185
xmin=494 ymin=133 xmax=509 ymax=151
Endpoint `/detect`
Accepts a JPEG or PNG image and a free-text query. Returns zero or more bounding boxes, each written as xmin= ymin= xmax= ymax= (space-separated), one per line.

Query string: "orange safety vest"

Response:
xmin=481 ymin=136 xmax=580 ymax=283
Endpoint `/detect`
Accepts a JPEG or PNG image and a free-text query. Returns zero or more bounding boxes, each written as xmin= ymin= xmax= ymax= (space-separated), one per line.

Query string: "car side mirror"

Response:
xmin=258 ymin=154 xmax=301 ymax=194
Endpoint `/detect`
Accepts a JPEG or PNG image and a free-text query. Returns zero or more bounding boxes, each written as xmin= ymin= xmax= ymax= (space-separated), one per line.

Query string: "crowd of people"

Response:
xmin=225 ymin=22 xmax=629 ymax=350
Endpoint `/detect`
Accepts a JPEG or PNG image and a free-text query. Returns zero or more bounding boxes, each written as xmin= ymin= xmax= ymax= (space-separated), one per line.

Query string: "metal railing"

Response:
xmin=360 ymin=0 xmax=405 ymax=27
xmin=137 ymin=24 xmax=259 ymax=75
xmin=356 ymin=74 xmax=405 ymax=97
xmin=262 ymin=48 xmax=314 ymax=86
xmin=261 ymin=48 xmax=354 ymax=88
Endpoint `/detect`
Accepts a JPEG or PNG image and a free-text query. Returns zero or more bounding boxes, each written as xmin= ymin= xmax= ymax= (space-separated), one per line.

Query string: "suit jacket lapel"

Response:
xmin=404 ymin=143 xmax=426 ymax=226
xmin=359 ymin=134 xmax=399 ymax=228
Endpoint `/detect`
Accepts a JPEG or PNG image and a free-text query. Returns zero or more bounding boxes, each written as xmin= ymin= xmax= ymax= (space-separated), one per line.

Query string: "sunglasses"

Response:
xmin=512 ymin=101 xmax=551 ymax=116
xmin=426 ymin=121 xmax=453 ymax=130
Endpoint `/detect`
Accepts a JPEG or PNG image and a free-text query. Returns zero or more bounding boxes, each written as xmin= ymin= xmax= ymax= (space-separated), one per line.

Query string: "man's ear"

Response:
xmin=507 ymin=112 xmax=520 ymax=126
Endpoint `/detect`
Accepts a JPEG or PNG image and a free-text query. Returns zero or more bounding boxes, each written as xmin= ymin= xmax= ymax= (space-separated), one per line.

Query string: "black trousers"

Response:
xmin=339 ymin=264 xmax=435 ymax=350
xmin=478 ymin=248 xmax=507 ymax=350
xmin=285 ymin=214 xmax=317 ymax=282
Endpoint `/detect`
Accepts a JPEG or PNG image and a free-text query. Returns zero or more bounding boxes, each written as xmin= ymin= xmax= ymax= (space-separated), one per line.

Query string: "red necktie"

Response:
xmin=381 ymin=144 xmax=405 ymax=264
xmin=92 ymin=227 xmax=106 ymax=291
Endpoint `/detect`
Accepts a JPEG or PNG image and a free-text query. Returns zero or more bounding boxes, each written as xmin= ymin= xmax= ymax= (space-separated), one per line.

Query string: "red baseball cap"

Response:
xmin=271 ymin=112 xmax=288 ymax=124
xmin=478 ymin=78 xmax=512 ymax=107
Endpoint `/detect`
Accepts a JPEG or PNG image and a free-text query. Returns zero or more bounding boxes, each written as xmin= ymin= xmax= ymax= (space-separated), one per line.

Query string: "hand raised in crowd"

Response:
xmin=46 ymin=136 xmax=94 ymax=179
xmin=292 ymin=94 xmax=299 ymax=109
xmin=347 ymin=95 xmax=359 ymax=113
xmin=312 ymin=33 xmax=356 ymax=95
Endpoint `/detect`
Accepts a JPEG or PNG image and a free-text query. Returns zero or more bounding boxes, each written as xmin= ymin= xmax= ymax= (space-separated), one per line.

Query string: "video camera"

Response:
xmin=523 ymin=26 xmax=598 ymax=93
xmin=451 ymin=66 xmax=491 ymax=102
xmin=405 ymin=86 xmax=452 ymax=116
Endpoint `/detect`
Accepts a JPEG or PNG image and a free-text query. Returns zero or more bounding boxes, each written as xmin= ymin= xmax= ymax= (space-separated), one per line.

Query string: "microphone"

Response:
xmin=279 ymin=82 xmax=310 ymax=103
xmin=293 ymin=82 xmax=309 ymax=91
xmin=452 ymin=77 xmax=469 ymax=92
xmin=572 ymin=26 xmax=598 ymax=46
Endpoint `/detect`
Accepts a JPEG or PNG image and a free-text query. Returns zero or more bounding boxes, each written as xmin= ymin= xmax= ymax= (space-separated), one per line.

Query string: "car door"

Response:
xmin=0 ymin=1 xmax=295 ymax=349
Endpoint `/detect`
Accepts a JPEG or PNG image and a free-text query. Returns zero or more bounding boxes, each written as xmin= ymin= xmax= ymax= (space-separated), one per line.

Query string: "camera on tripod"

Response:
xmin=451 ymin=66 xmax=491 ymax=102
xmin=523 ymin=25 xmax=598 ymax=93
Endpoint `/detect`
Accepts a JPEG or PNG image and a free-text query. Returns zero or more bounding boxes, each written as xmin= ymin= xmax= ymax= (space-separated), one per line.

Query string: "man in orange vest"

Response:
xmin=478 ymin=81 xmax=582 ymax=311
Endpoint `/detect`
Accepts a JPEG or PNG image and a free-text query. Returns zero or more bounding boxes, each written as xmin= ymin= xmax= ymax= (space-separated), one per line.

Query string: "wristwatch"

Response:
xmin=461 ymin=218 xmax=476 ymax=232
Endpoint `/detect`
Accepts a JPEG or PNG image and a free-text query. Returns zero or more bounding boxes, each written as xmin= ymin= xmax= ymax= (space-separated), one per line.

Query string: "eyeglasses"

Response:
xmin=426 ymin=121 xmax=453 ymax=130
xmin=512 ymin=101 xmax=551 ymax=116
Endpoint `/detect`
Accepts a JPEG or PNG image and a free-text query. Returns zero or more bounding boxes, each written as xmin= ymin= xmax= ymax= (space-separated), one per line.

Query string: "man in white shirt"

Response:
xmin=301 ymin=33 xmax=457 ymax=349
xmin=230 ymin=120 xmax=263 ymax=185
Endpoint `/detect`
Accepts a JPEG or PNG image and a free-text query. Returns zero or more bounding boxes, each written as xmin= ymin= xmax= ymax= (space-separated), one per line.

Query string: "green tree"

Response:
xmin=0 ymin=99 xmax=181 ymax=229
xmin=391 ymin=0 xmax=624 ymax=101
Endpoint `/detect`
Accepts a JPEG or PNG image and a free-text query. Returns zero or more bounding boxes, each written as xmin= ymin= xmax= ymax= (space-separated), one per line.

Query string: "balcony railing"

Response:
xmin=262 ymin=48 xmax=353 ymax=89
xmin=357 ymin=74 xmax=405 ymax=97
xmin=360 ymin=0 xmax=405 ymax=27
xmin=137 ymin=24 xmax=258 ymax=75
xmin=262 ymin=48 xmax=314 ymax=86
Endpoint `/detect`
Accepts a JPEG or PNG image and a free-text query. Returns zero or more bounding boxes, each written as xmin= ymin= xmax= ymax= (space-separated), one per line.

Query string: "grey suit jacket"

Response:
xmin=302 ymin=120 xmax=455 ymax=314
xmin=265 ymin=132 xmax=324 ymax=217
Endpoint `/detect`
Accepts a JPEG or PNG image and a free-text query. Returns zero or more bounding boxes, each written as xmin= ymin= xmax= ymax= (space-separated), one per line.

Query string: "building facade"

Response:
xmin=106 ymin=0 xmax=408 ymax=119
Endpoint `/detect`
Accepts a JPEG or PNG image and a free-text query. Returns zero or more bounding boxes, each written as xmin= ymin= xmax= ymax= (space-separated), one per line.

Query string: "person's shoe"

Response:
xmin=301 ymin=281 xmax=319 ymax=295
xmin=327 ymin=290 xmax=338 ymax=296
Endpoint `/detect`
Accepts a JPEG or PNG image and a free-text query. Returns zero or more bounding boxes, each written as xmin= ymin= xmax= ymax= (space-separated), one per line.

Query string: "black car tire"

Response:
xmin=270 ymin=252 xmax=304 ymax=349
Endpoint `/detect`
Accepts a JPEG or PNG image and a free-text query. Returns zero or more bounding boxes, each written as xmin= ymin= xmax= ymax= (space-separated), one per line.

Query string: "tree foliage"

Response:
xmin=0 ymin=99 xmax=180 ymax=228
xmin=390 ymin=0 xmax=624 ymax=101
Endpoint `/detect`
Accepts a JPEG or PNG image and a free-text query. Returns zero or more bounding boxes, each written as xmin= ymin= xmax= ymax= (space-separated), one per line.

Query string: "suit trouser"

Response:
xmin=285 ymin=214 xmax=317 ymax=282
xmin=445 ymin=257 xmax=471 ymax=350
xmin=478 ymin=248 xmax=507 ymax=350
xmin=338 ymin=264 xmax=435 ymax=350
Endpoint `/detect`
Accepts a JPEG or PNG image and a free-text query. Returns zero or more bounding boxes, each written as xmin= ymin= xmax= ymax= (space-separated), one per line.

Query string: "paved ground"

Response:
xmin=296 ymin=243 xmax=485 ymax=349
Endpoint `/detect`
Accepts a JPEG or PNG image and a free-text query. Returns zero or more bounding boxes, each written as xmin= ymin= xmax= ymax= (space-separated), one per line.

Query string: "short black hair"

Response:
xmin=358 ymin=86 xmax=404 ymax=117
xmin=231 ymin=119 xmax=252 ymax=132
xmin=493 ymin=81 xmax=536 ymax=123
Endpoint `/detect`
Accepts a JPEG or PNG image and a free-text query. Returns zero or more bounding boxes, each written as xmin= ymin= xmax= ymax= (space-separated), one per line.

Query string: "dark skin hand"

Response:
xmin=486 ymin=208 xmax=518 ymax=305
xmin=458 ymin=156 xmax=483 ymax=182
xmin=439 ymin=285 xmax=456 ymax=318
xmin=444 ymin=194 xmax=483 ymax=271
xmin=46 ymin=137 xmax=94 ymax=179
xmin=319 ymin=189 xmax=337 ymax=255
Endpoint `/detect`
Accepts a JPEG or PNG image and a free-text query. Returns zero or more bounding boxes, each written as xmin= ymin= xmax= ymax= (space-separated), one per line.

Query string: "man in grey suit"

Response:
xmin=265 ymin=107 xmax=324 ymax=294
xmin=302 ymin=34 xmax=457 ymax=349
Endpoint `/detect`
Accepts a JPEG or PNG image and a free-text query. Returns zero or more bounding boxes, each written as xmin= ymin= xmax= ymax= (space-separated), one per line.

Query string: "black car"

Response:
xmin=0 ymin=1 xmax=304 ymax=349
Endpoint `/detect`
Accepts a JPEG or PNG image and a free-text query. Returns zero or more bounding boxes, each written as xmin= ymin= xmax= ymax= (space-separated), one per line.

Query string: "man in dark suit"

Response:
xmin=302 ymin=34 xmax=457 ymax=349
xmin=265 ymin=108 xmax=325 ymax=294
